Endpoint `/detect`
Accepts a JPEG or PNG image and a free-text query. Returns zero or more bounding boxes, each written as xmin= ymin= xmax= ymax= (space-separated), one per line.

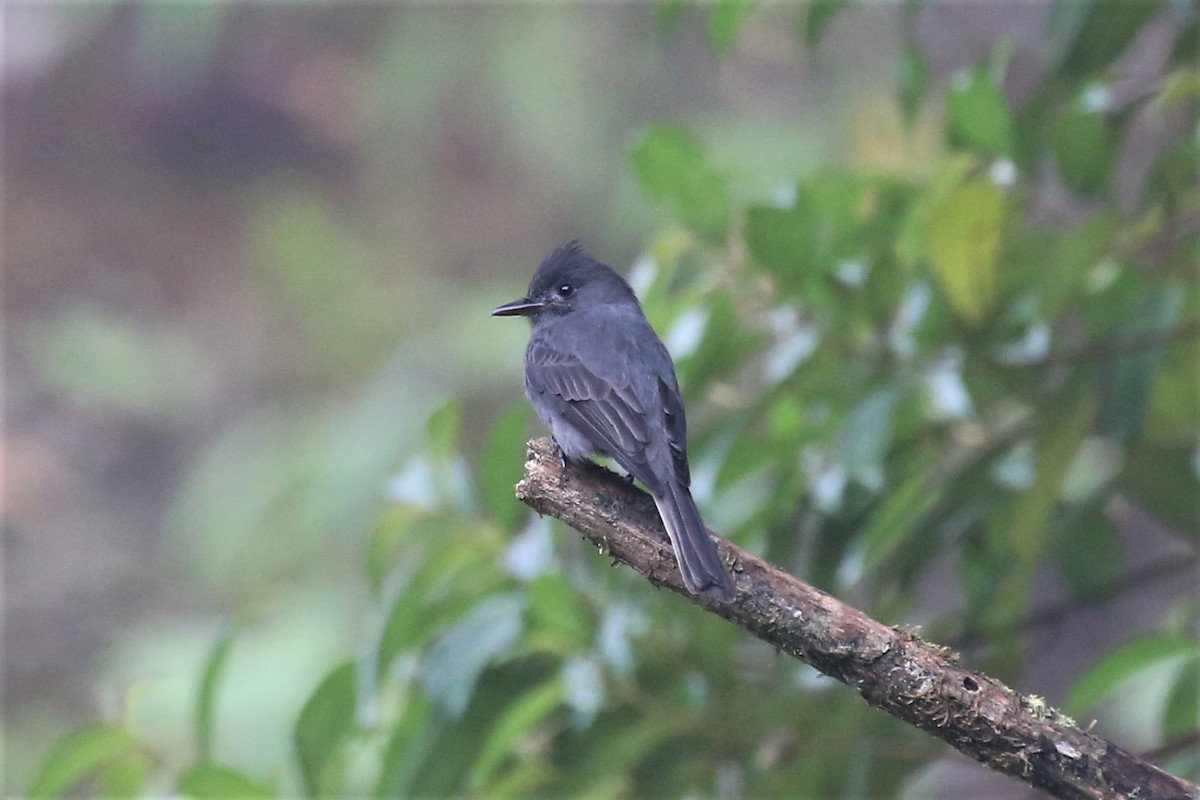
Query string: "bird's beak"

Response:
xmin=491 ymin=297 xmax=543 ymax=317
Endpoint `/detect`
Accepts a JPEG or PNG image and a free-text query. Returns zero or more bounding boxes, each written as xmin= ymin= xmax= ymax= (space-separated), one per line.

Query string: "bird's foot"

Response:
xmin=551 ymin=438 xmax=569 ymax=483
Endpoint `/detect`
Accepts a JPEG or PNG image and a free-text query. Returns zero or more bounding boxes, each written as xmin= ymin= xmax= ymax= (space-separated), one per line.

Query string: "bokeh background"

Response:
xmin=4 ymin=3 xmax=1197 ymax=798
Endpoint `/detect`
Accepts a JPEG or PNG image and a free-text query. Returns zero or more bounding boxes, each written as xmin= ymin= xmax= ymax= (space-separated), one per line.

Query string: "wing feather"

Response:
xmin=659 ymin=376 xmax=690 ymax=484
xmin=526 ymin=339 xmax=660 ymax=489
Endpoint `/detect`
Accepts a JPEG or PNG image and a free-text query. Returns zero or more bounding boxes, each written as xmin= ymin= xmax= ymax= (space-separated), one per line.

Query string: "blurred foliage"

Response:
xmin=27 ymin=1 xmax=1199 ymax=797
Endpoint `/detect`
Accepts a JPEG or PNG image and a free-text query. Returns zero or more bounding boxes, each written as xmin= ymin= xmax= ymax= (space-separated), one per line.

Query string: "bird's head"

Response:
xmin=491 ymin=241 xmax=637 ymax=320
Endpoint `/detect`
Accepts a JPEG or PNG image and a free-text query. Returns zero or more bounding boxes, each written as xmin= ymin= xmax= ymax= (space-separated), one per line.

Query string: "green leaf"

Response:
xmin=959 ymin=527 xmax=1015 ymax=629
xmin=897 ymin=44 xmax=930 ymax=126
xmin=99 ymin=750 xmax=151 ymax=797
xmin=407 ymin=659 xmax=554 ymax=797
xmin=709 ymin=0 xmax=755 ymax=58
xmin=196 ymin=625 xmax=237 ymax=764
xmin=945 ymin=64 xmax=1014 ymax=155
xmin=27 ymin=723 xmax=137 ymax=799
xmin=856 ymin=458 xmax=942 ymax=575
xmin=468 ymin=680 xmax=565 ymax=792
xmin=1156 ymin=68 xmax=1200 ymax=113
xmin=1099 ymin=286 xmax=1184 ymax=441
xmin=1146 ymin=139 xmax=1200 ymax=206
xmin=1121 ymin=443 xmax=1200 ymax=541
xmin=422 ymin=594 xmax=525 ymax=717
xmin=678 ymin=291 xmax=767 ymax=390
xmin=1065 ymin=631 xmax=1197 ymax=716
xmin=547 ymin=713 xmax=677 ymax=797
xmin=179 ymin=764 xmax=273 ymax=799
xmin=375 ymin=523 xmax=507 ymax=672
xmin=1041 ymin=215 xmax=1116 ymax=316
xmin=1168 ymin=20 xmax=1199 ymax=69
xmin=365 ymin=504 xmax=426 ymax=592
xmin=629 ymin=125 xmax=730 ymax=245
xmin=294 ymin=661 xmax=357 ymax=796
xmin=1163 ymin=659 xmax=1200 ymax=738
xmin=528 ymin=575 xmax=592 ymax=651
xmin=988 ymin=386 xmax=1097 ymax=632
xmin=425 ymin=400 xmax=461 ymax=461
xmin=1060 ymin=0 xmax=1164 ymax=77
xmin=375 ymin=691 xmax=439 ymax=798
xmin=380 ymin=568 xmax=494 ymax=674
xmin=804 ymin=0 xmax=849 ymax=48
xmin=1053 ymin=108 xmax=1117 ymax=196
xmin=485 ymin=763 xmax=555 ymax=800
xmin=896 ymin=153 xmax=975 ymax=268
xmin=481 ymin=401 xmax=530 ymax=528
xmin=1145 ymin=334 xmax=1199 ymax=441
xmin=1052 ymin=505 xmax=1123 ymax=599
xmin=1044 ymin=0 xmax=1093 ymax=65
xmin=749 ymin=171 xmax=910 ymax=297
xmin=836 ymin=388 xmax=898 ymax=492
xmin=926 ymin=178 xmax=1004 ymax=324
xmin=745 ymin=202 xmax=815 ymax=284
xmin=1011 ymin=387 xmax=1098 ymax=560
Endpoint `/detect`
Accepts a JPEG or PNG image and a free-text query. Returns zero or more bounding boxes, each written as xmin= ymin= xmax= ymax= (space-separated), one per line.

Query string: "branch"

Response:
xmin=516 ymin=438 xmax=1197 ymax=800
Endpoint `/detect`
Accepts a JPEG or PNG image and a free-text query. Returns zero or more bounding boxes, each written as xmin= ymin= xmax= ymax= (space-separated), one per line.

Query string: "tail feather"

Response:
xmin=652 ymin=482 xmax=736 ymax=601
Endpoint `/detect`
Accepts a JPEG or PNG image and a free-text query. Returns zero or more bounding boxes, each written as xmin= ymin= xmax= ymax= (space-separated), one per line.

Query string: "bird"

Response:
xmin=491 ymin=242 xmax=736 ymax=601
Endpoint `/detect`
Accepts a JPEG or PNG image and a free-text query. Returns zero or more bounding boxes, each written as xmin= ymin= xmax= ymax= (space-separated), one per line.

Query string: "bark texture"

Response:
xmin=516 ymin=437 xmax=1197 ymax=800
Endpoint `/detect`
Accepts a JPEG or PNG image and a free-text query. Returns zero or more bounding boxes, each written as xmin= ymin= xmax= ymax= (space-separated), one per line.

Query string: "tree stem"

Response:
xmin=516 ymin=437 xmax=1197 ymax=800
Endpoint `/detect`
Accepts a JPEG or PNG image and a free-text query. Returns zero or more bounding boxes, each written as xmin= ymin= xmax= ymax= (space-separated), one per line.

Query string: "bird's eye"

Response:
xmin=558 ymin=283 xmax=574 ymax=297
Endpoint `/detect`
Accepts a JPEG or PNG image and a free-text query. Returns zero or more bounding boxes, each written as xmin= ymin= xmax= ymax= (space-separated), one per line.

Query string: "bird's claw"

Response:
xmin=551 ymin=438 xmax=569 ymax=483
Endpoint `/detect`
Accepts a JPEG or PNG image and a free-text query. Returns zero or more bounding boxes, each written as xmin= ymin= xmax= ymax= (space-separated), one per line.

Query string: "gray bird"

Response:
xmin=492 ymin=242 xmax=736 ymax=601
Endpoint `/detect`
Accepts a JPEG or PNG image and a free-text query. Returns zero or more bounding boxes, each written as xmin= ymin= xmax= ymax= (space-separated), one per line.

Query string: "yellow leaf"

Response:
xmin=927 ymin=178 xmax=1004 ymax=323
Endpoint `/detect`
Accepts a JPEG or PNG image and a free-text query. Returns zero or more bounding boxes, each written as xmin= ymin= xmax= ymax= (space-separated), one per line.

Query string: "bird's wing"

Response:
xmin=525 ymin=338 xmax=660 ymax=489
xmin=659 ymin=376 xmax=691 ymax=485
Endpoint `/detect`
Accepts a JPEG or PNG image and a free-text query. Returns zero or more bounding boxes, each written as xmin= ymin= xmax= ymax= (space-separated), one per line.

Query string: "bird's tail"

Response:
xmin=653 ymin=482 xmax=736 ymax=602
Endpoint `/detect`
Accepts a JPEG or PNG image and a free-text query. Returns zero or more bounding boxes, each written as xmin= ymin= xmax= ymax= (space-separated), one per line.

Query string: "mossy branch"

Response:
xmin=516 ymin=438 xmax=1197 ymax=800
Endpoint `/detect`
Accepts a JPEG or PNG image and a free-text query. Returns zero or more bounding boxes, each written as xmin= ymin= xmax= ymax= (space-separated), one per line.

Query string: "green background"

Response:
xmin=5 ymin=2 xmax=1197 ymax=797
